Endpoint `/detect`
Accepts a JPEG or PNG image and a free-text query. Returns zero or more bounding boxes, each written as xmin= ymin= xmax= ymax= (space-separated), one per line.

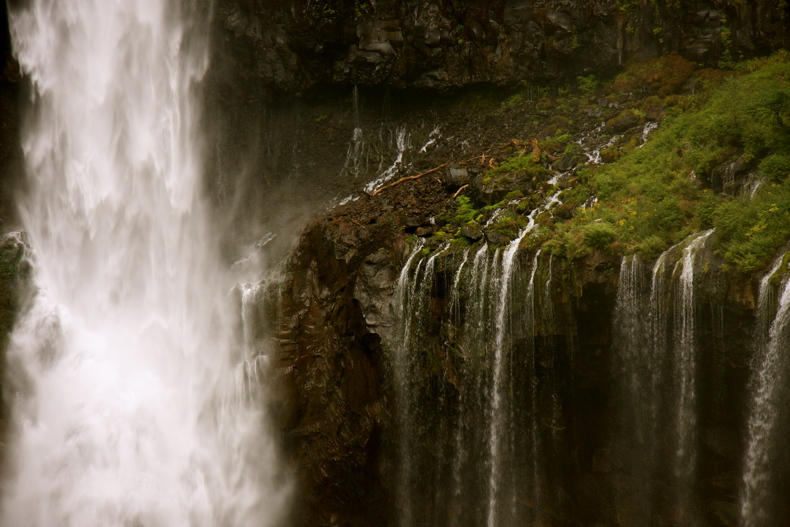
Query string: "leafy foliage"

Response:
xmin=548 ymin=51 xmax=790 ymax=270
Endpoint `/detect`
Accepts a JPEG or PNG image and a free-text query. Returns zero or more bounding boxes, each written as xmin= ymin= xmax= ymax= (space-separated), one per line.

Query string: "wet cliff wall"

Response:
xmin=262 ymin=47 xmax=790 ymax=526
xmin=271 ymin=189 xmax=761 ymax=527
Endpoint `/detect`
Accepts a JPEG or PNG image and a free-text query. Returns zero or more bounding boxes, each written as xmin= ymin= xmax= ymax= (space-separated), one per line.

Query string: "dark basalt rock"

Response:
xmin=270 ymin=170 xmax=760 ymax=526
xmin=460 ymin=222 xmax=484 ymax=241
xmin=212 ymin=0 xmax=790 ymax=94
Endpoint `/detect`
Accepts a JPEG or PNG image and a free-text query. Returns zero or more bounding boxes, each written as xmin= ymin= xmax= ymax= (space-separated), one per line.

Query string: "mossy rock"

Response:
xmin=605 ymin=109 xmax=644 ymax=133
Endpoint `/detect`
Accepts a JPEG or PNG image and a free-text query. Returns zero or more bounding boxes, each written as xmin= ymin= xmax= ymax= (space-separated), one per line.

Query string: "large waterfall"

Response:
xmin=2 ymin=1 xmax=288 ymax=525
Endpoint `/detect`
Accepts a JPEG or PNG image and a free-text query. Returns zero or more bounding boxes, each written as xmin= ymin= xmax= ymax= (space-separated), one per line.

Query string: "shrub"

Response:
xmin=453 ymin=195 xmax=479 ymax=224
xmin=759 ymin=154 xmax=790 ymax=182
xmin=582 ymin=222 xmax=618 ymax=250
xmin=697 ymin=191 xmax=721 ymax=227
xmin=577 ymin=74 xmax=599 ymax=97
xmin=485 ymin=155 xmax=549 ymax=180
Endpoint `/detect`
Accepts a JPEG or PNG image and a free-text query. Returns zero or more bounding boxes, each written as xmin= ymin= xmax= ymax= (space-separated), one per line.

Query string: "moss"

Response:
xmin=489 ymin=215 xmax=523 ymax=239
xmin=540 ymin=133 xmax=574 ymax=155
xmin=607 ymin=54 xmax=696 ymax=96
xmin=450 ymin=195 xmax=480 ymax=225
xmin=485 ymin=155 xmax=548 ymax=180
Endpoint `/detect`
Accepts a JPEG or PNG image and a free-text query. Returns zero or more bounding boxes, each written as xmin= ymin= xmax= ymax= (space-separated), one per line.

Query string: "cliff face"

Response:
xmin=259 ymin=37 xmax=790 ymax=524
xmin=212 ymin=0 xmax=789 ymax=93
xmin=271 ymin=177 xmax=449 ymax=526
xmin=272 ymin=181 xmax=760 ymax=526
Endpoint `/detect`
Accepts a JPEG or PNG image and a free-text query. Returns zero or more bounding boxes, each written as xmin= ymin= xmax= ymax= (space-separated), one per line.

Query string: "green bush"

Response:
xmin=759 ymin=154 xmax=790 ymax=182
xmin=453 ymin=195 xmax=479 ymax=224
xmin=582 ymin=222 xmax=618 ymax=249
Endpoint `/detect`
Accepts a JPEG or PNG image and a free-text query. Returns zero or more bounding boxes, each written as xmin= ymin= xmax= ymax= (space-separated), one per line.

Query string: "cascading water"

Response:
xmin=2 ymin=1 xmax=288 ymax=525
xmin=741 ymin=254 xmax=790 ymax=526
xmin=612 ymin=254 xmax=658 ymax=521
xmin=611 ymin=230 xmax=714 ymax=524
xmin=671 ymin=229 xmax=713 ymax=521
xmin=388 ymin=184 xmax=571 ymax=526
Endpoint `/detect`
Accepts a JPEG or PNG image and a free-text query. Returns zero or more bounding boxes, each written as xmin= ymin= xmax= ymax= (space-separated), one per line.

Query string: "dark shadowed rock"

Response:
xmin=212 ymin=0 xmax=789 ymax=93
xmin=484 ymin=230 xmax=511 ymax=246
xmin=460 ymin=222 xmax=483 ymax=241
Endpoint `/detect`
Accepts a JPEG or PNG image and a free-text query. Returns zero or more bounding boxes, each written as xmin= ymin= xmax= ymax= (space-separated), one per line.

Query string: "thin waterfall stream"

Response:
xmin=741 ymin=254 xmax=790 ymax=526
xmin=2 ymin=1 xmax=288 ymax=525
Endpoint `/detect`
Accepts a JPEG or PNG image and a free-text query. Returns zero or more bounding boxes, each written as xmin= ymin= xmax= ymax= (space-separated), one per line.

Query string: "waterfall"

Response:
xmin=671 ymin=229 xmax=713 ymax=521
xmin=612 ymin=230 xmax=713 ymax=524
xmin=2 ymin=1 xmax=288 ymax=525
xmin=486 ymin=233 xmax=531 ymax=527
xmin=392 ymin=241 xmax=427 ymax=527
xmin=741 ymin=254 xmax=790 ymax=526
xmin=390 ymin=241 xmax=557 ymax=525
xmin=612 ymin=254 xmax=656 ymax=521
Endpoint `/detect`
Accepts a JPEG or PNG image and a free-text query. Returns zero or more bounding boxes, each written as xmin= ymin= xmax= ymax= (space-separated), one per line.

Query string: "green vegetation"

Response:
xmin=451 ymin=195 xmax=480 ymax=224
xmin=413 ymin=52 xmax=790 ymax=274
xmin=607 ymin=53 xmax=696 ymax=97
xmin=484 ymin=155 xmax=548 ymax=181
xmin=577 ymin=75 xmax=599 ymax=97
xmin=547 ymin=51 xmax=790 ymax=272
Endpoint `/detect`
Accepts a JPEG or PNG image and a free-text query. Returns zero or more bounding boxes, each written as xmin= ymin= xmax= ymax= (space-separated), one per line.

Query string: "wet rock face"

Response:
xmin=213 ymin=0 xmax=789 ymax=93
xmin=272 ymin=180 xmax=760 ymax=526
xmin=0 ymin=233 xmax=33 ymax=430
xmin=271 ymin=178 xmax=449 ymax=526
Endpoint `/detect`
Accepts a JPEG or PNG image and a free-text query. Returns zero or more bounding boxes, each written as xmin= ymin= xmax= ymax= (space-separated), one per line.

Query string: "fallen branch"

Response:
xmin=371 ymin=162 xmax=452 ymax=196
xmin=371 ymin=153 xmax=487 ymax=196
xmin=451 ymin=184 xmax=469 ymax=199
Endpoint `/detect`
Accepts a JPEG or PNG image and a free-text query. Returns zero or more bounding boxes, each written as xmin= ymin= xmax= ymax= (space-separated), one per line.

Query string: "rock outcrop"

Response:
xmin=212 ymin=0 xmax=789 ymax=93
xmin=271 ymin=176 xmax=760 ymax=525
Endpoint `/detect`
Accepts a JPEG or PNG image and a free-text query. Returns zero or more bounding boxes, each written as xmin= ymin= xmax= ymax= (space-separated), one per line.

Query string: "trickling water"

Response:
xmin=612 ymin=231 xmax=714 ymax=524
xmin=3 ymin=1 xmax=288 ymax=525
xmin=612 ymin=255 xmax=660 ymax=522
xmin=364 ymin=125 xmax=410 ymax=194
xmin=672 ymin=229 xmax=713 ymax=519
xmin=741 ymin=254 xmax=790 ymax=526
xmin=639 ymin=121 xmax=659 ymax=146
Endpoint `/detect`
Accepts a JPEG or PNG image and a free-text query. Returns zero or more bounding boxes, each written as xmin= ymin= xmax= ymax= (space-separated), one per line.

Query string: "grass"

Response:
xmin=545 ymin=51 xmax=790 ymax=272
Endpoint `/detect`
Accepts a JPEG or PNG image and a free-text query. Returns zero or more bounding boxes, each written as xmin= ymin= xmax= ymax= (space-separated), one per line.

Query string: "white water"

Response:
xmin=3 ymin=1 xmax=288 ymax=526
xmin=392 ymin=242 xmax=426 ymax=527
xmin=525 ymin=249 xmax=542 ymax=522
xmin=671 ymin=229 xmax=713 ymax=519
xmin=741 ymin=255 xmax=790 ymax=526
